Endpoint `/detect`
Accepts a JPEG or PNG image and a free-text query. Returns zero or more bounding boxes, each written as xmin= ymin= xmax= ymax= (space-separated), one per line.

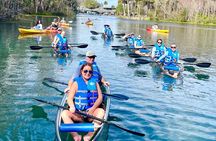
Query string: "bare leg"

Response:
xmin=83 ymin=108 xmax=105 ymax=141
xmin=61 ymin=110 xmax=83 ymax=141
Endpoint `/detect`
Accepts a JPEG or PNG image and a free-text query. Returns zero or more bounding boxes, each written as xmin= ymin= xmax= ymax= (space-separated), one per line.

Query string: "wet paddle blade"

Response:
xmin=128 ymin=53 xmax=142 ymax=58
xmin=196 ymin=63 xmax=211 ymax=68
xmin=30 ymin=46 xmax=44 ymax=50
xmin=181 ymin=57 xmax=197 ymax=62
xmin=90 ymin=31 xmax=100 ymax=35
xmin=135 ymin=59 xmax=152 ymax=64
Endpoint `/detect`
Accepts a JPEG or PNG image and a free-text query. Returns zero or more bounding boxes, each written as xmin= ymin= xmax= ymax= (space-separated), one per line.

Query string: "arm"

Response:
xmin=67 ymin=82 xmax=78 ymax=113
xmin=151 ymin=47 xmax=156 ymax=59
xmin=157 ymin=50 xmax=168 ymax=62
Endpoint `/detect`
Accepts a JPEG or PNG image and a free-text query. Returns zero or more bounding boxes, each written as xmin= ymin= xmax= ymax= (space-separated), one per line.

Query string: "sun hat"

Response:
xmin=86 ymin=51 xmax=97 ymax=57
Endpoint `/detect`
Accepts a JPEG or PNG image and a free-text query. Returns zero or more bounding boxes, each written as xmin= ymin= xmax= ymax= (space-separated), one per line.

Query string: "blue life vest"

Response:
xmin=163 ymin=48 xmax=180 ymax=71
xmin=164 ymin=48 xmax=179 ymax=65
xmin=154 ymin=43 xmax=166 ymax=59
xmin=105 ymin=28 xmax=113 ymax=38
xmin=74 ymin=77 xmax=98 ymax=111
xmin=79 ymin=61 xmax=102 ymax=82
xmin=56 ymin=34 xmax=64 ymax=47
xmin=135 ymin=39 xmax=144 ymax=46
xmin=60 ymin=37 xmax=68 ymax=50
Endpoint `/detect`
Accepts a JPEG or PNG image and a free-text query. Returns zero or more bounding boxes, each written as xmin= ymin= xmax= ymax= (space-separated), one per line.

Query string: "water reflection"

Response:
xmin=31 ymin=105 xmax=48 ymax=120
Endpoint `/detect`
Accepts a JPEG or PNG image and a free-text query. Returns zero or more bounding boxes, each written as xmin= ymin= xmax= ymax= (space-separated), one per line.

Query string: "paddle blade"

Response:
xmin=73 ymin=44 xmax=88 ymax=48
xmin=196 ymin=62 xmax=211 ymax=68
xmin=90 ymin=31 xmax=99 ymax=35
xmin=135 ymin=59 xmax=152 ymax=64
xmin=181 ymin=58 xmax=197 ymax=62
xmin=114 ymin=33 xmax=126 ymax=36
xmin=30 ymin=46 xmax=43 ymax=50
xmin=103 ymin=93 xmax=129 ymax=100
xmin=111 ymin=123 xmax=145 ymax=136
xmin=128 ymin=53 xmax=141 ymax=58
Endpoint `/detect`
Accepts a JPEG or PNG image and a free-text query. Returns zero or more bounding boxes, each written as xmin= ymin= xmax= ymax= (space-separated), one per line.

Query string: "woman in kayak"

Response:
xmin=61 ymin=63 xmax=105 ymax=141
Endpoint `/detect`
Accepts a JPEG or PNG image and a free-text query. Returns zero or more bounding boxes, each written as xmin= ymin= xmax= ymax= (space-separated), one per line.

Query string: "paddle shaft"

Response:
xmin=43 ymin=78 xmax=129 ymax=100
xmin=33 ymin=98 xmax=145 ymax=136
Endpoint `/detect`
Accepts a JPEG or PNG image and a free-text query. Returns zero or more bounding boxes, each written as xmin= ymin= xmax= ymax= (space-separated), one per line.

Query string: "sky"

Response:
xmin=97 ymin=0 xmax=118 ymax=7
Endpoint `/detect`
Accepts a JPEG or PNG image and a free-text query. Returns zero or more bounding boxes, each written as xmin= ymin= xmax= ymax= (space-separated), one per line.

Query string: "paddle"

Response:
xmin=30 ymin=44 xmax=88 ymax=50
xmin=135 ymin=59 xmax=211 ymax=68
xmin=43 ymin=78 xmax=129 ymax=101
xmin=183 ymin=62 xmax=211 ymax=68
xmin=135 ymin=59 xmax=154 ymax=64
xmin=180 ymin=57 xmax=197 ymax=63
xmin=90 ymin=30 xmax=103 ymax=35
xmin=33 ymin=98 xmax=145 ymax=136
xmin=90 ymin=31 xmax=125 ymax=37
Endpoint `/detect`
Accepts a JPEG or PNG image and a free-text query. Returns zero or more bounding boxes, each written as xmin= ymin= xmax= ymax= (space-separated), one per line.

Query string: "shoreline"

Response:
xmin=117 ymin=15 xmax=216 ymax=26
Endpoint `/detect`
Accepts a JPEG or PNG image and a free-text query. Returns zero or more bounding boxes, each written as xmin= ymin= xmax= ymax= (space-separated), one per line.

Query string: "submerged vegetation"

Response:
xmin=116 ymin=0 xmax=216 ymax=25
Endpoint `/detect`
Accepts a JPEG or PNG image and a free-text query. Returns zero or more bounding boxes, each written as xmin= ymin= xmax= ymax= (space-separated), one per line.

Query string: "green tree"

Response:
xmin=83 ymin=0 xmax=100 ymax=9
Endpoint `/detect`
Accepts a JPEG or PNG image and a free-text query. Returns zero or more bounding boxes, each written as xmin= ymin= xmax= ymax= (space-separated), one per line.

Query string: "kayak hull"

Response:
xmin=146 ymin=27 xmax=169 ymax=33
xmin=55 ymin=86 xmax=110 ymax=141
xmin=18 ymin=28 xmax=57 ymax=34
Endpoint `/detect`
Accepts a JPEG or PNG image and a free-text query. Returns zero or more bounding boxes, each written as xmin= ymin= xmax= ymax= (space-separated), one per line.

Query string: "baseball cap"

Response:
xmin=86 ymin=51 xmax=97 ymax=57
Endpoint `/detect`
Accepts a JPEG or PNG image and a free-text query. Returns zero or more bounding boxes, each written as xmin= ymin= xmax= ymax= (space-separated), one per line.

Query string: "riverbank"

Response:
xmin=118 ymin=15 xmax=216 ymax=26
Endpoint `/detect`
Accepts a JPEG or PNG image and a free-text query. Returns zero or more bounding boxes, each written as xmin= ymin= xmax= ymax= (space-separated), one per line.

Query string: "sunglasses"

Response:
xmin=88 ymin=56 xmax=95 ymax=59
xmin=171 ymin=46 xmax=176 ymax=48
xmin=83 ymin=70 xmax=93 ymax=74
xmin=157 ymin=42 xmax=162 ymax=44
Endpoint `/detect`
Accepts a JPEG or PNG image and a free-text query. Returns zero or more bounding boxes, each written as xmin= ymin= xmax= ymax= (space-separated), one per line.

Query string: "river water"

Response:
xmin=0 ymin=14 xmax=216 ymax=141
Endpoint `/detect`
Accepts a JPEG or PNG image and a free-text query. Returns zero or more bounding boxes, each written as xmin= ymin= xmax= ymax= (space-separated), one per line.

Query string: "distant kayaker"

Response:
xmin=64 ymin=51 xmax=110 ymax=93
xmin=152 ymin=24 xmax=159 ymax=30
xmin=61 ymin=63 xmax=105 ymax=141
xmin=47 ymin=17 xmax=60 ymax=30
xmin=33 ymin=20 xmax=43 ymax=30
xmin=134 ymin=35 xmax=150 ymax=56
xmin=104 ymin=25 xmax=113 ymax=39
xmin=52 ymin=28 xmax=63 ymax=56
xmin=60 ymin=17 xmax=66 ymax=23
xmin=151 ymin=39 xmax=167 ymax=63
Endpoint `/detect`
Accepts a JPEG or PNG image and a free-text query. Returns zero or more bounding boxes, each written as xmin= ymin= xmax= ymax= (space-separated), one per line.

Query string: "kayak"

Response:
xmin=18 ymin=28 xmax=46 ymax=34
xmin=18 ymin=34 xmax=46 ymax=39
xmin=85 ymin=21 xmax=93 ymax=25
xmin=18 ymin=28 xmax=58 ymax=34
xmin=55 ymin=86 xmax=110 ymax=141
xmin=59 ymin=23 xmax=71 ymax=27
xmin=146 ymin=27 xmax=169 ymax=33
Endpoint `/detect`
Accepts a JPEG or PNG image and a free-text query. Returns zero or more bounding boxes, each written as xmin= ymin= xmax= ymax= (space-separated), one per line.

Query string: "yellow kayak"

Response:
xmin=85 ymin=21 xmax=93 ymax=25
xmin=18 ymin=28 xmax=47 ymax=34
xmin=59 ymin=23 xmax=70 ymax=27
xmin=146 ymin=27 xmax=169 ymax=33
xmin=18 ymin=28 xmax=58 ymax=34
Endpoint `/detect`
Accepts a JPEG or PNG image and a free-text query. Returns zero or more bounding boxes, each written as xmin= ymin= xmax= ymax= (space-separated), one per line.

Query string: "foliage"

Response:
xmin=83 ymin=0 xmax=100 ymax=9
xmin=116 ymin=0 xmax=216 ymax=25
xmin=0 ymin=0 xmax=78 ymax=19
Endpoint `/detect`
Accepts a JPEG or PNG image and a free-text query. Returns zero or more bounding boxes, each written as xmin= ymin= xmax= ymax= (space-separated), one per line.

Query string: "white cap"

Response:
xmin=86 ymin=51 xmax=97 ymax=57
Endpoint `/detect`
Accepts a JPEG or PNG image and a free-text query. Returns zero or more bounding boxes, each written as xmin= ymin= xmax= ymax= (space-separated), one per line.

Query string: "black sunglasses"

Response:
xmin=83 ymin=70 xmax=93 ymax=74
xmin=88 ymin=56 xmax=95 ymax=59
xmin=171 ymin=46 xmax=176 ymax=48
